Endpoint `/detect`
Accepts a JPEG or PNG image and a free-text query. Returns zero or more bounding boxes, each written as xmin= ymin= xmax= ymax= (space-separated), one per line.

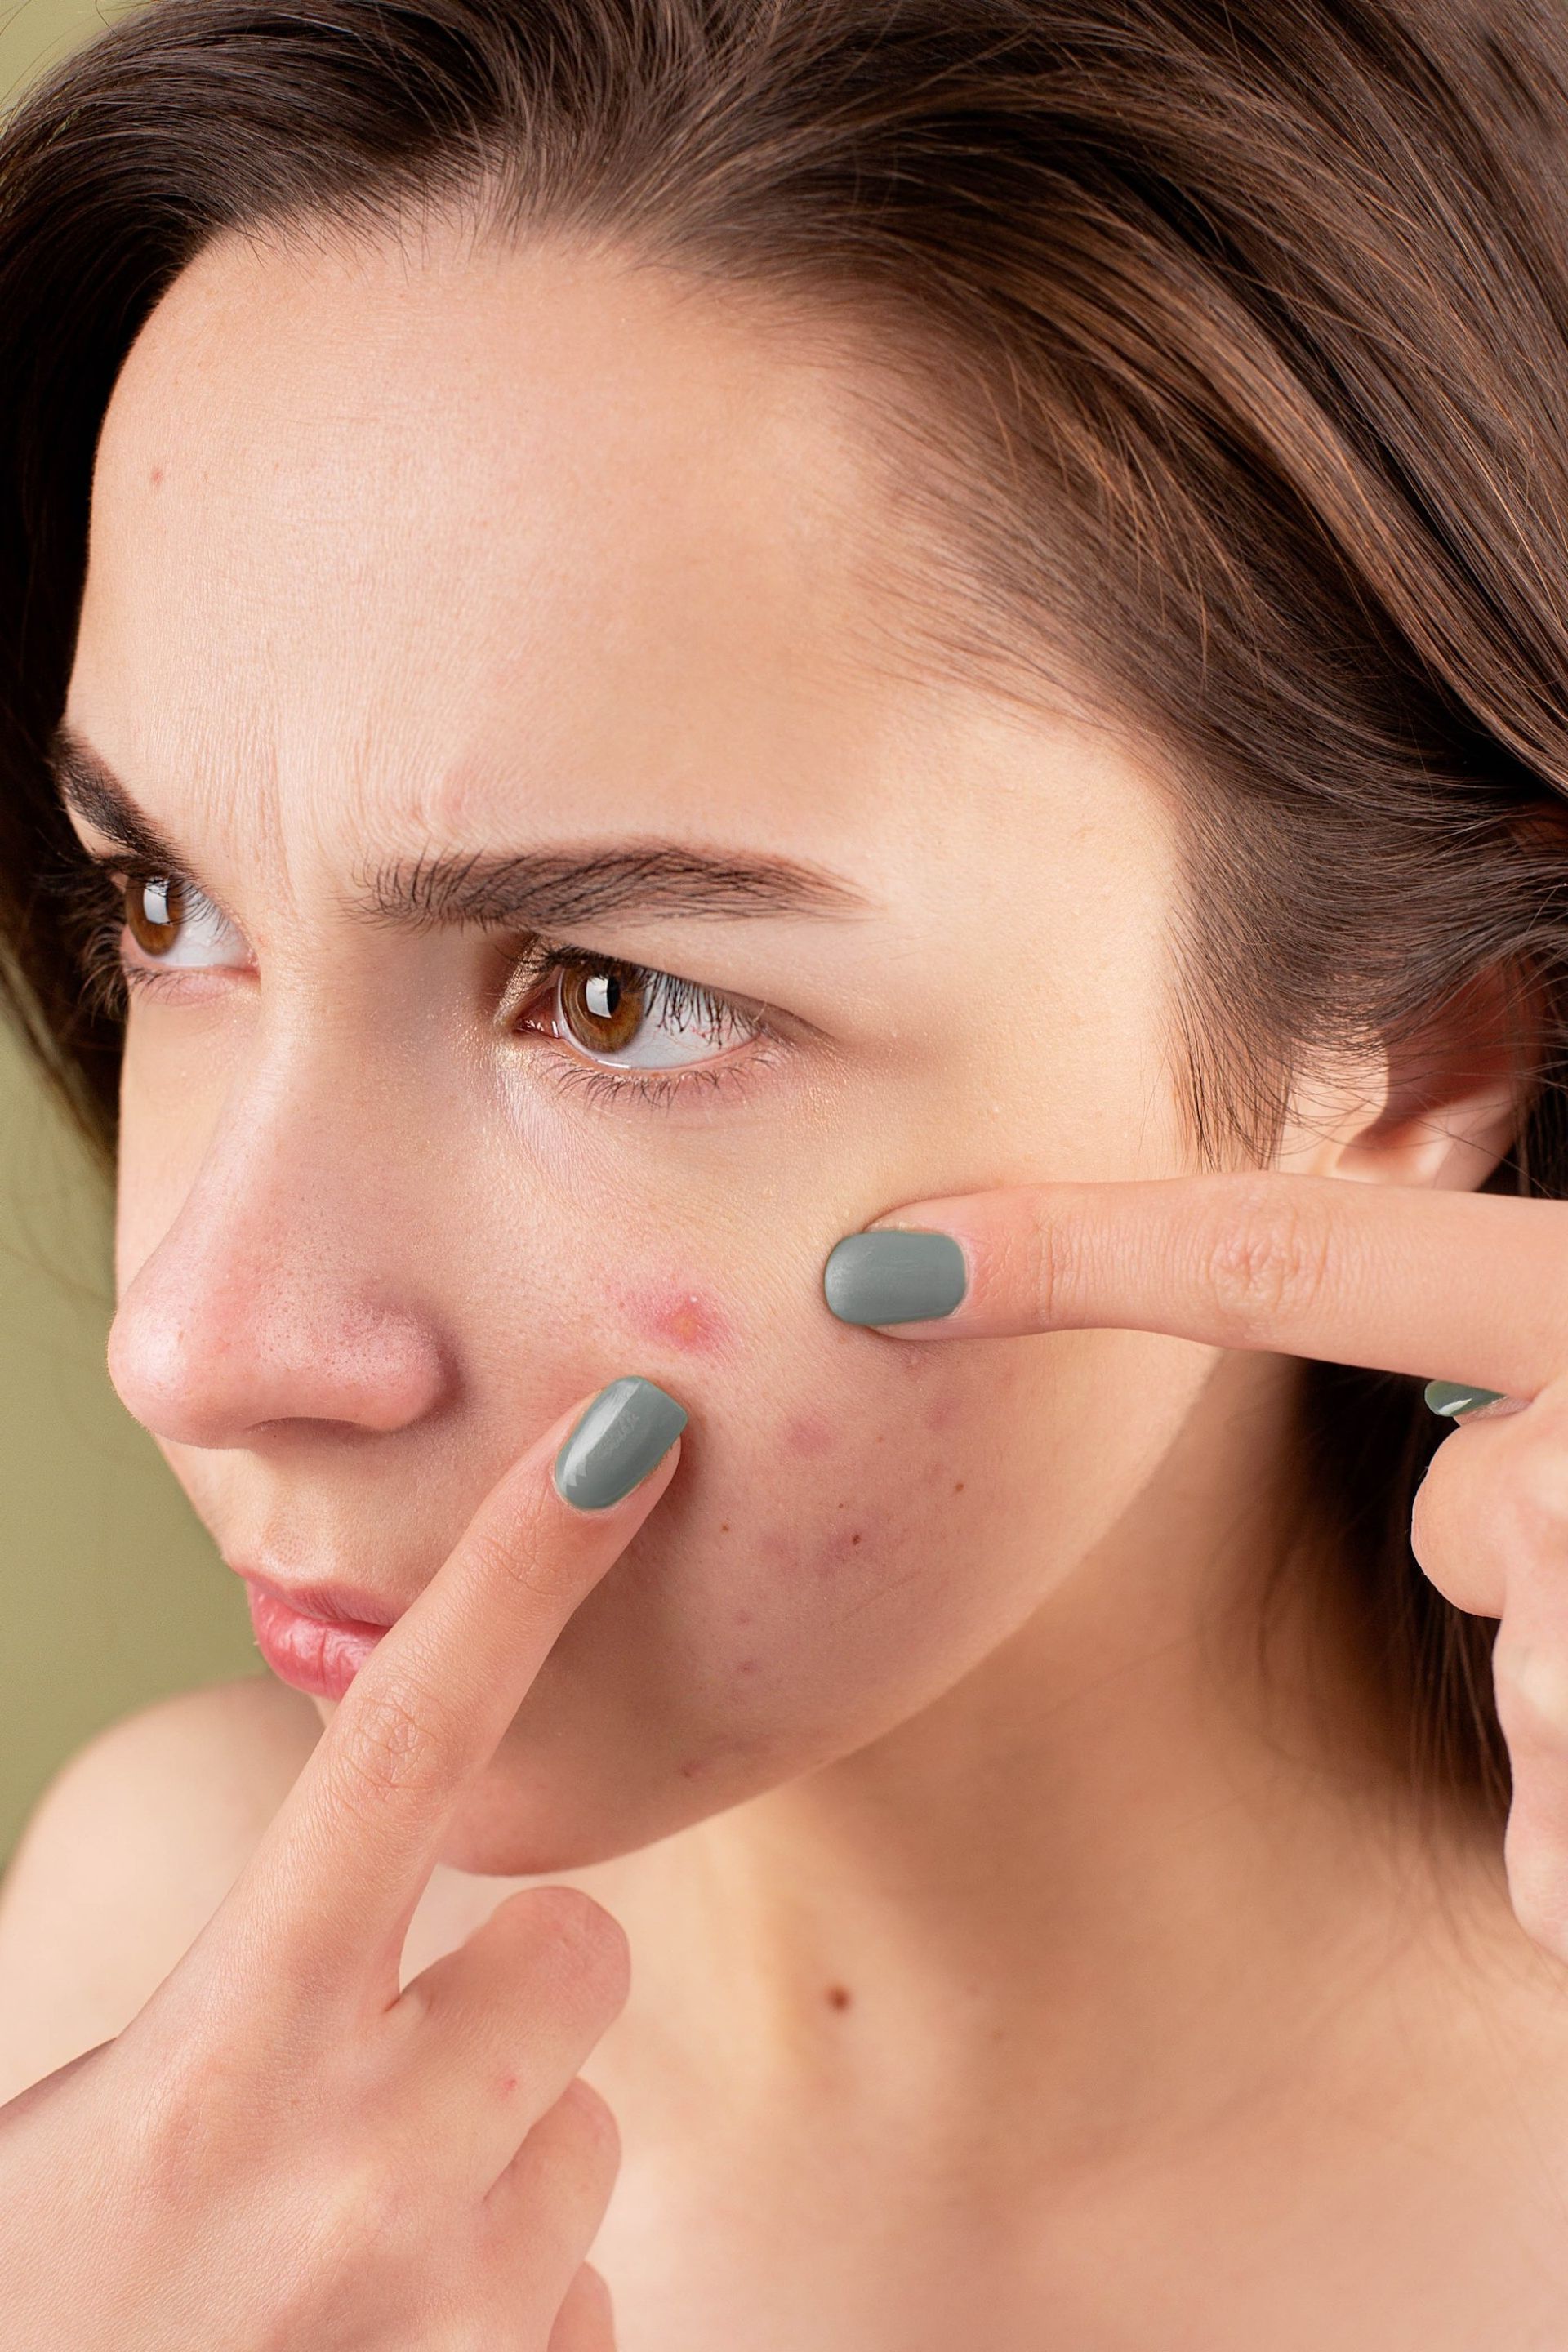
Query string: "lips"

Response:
xmin=237 ymin=1568 xmax=401 ymax=1700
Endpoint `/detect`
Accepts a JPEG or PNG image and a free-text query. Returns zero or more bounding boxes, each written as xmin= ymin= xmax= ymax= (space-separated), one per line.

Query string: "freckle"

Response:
xmin=953 ymin=1481 xmax=965 ymax=1494
xmin=850 ymin=1531 xmax=862 ymax=1546
xmin=720 ymin=1522 xmax=731 ymax=1534
xmin=825 ymin=1984 xmax=853 ymax=2011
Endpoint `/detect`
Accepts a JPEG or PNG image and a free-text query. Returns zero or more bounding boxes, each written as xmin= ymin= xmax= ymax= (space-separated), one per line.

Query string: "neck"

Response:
xmin=608 ymin=1350 xmax=1508 ymax=2152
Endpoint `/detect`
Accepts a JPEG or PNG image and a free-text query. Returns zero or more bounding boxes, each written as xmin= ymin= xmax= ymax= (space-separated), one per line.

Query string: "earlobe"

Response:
xmin=1279 ymin=964 xmax=1535 ymax=1193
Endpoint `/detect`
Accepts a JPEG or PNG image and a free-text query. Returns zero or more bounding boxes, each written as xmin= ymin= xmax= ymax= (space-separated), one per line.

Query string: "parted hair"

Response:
xmin=6 ymin=0 xmax=1568 ymax=1813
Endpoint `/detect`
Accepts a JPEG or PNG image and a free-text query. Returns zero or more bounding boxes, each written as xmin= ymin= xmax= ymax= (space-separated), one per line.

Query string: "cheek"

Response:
xmin=667 ymin=1335 xmax=1029 ymax=1676
xmin=608 ymin=1276 xmax=738 ymax=1363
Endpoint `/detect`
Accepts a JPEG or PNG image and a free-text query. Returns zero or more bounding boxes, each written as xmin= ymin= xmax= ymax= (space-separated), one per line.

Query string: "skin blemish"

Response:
xmin=149 ymin=465 xmax=164 ymax=487
xmin=826 ymin=1984 xmax=853 ymax=2011
xmin=785 ymin=1410 xmax=840 ymax=1459
xmin=617 ymin=1281 xmax=734 ymax=1360
xmin=954 ymin=1481 xmax=965 ymax=1494
xmin=737 ymin=1657 xmax=759 ymax=1675
xmin=851 ymin=1531 xmax=863 ymax=1546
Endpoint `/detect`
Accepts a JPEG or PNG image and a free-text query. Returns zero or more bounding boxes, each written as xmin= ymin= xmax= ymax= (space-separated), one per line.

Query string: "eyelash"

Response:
xmin=39 ymin=848 xmax=782 ymax=1116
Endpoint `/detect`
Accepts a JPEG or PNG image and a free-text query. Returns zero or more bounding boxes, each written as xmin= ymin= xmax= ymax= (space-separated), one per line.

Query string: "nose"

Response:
xmin=107 ymin=1050 xmax=454 ymax=1450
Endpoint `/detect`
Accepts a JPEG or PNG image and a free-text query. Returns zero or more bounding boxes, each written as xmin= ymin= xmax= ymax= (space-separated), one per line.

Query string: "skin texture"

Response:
xmin=21 ymin=212 xmax=1568 ymax=2343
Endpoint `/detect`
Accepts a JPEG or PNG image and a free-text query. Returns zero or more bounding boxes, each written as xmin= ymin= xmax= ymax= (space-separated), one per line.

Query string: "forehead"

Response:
xmin=72 ymin=220 xmax=951 ymax=868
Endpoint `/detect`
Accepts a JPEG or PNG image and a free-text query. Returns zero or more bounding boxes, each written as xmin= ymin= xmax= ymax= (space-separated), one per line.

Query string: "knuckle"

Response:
xmin=462 ymin=1501 xmax=577 ymax=1610
xmin=1025 ymin=1192 xmax=1075 ymax=1327
xmin=310 ymin=2146 xmax=412 ymax=2268
xmin=499 ymin=1885 xmax=630 ymax=2007
xmin=553 ymin=2075 xmax=622 ymax=2176
xmin=1200 ymin=1183 xmax=1330 ymax=1344
xmin=332 ymin=1676 xmax=456 ymax=1815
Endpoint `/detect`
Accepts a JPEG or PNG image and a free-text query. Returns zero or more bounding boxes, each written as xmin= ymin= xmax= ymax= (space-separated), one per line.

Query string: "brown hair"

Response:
xmin=5 ymin=0 xmax=1567 ymax=1815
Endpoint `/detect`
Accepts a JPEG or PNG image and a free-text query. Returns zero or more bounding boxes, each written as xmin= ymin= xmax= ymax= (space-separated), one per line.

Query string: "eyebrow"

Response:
xmin=45 ymin=725 xmax=871 ymax=932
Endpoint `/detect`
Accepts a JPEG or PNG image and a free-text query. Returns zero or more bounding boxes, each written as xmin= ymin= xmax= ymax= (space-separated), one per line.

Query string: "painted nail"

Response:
xmin=822 ymin=1228 xmax=969 ymax=1326
xmin=553 ymin=1375 xmax=688 ymax=1510
xmin=1423 ymin=1379 xmax=1508 ymax=1420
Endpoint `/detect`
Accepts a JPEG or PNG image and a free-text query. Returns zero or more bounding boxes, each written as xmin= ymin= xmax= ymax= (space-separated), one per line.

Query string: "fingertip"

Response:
xmin=551 ymin=1374 xmax=688 ymax=1512
xmin=822 ymin=1227 xmax=969 ymax=1328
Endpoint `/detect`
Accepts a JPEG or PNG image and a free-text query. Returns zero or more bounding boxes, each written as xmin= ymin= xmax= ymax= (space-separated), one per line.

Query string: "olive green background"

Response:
xmin=0 ymin=0 xmax=261 ymax=1871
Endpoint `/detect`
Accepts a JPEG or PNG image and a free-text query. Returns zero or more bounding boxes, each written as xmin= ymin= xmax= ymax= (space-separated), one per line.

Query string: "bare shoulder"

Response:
xmin=0 ymin=1673 xmax=318 ymax=2101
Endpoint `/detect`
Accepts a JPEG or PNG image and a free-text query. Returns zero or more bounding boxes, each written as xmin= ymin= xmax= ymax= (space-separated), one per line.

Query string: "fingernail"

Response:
xmin=1423 ymin=1379 xmax=1508 ymax=1420
xmin=553 ymin=1375 xmax=688 ymax=1510
xmin=823 ymin=1228 xmax=969 ymax=1325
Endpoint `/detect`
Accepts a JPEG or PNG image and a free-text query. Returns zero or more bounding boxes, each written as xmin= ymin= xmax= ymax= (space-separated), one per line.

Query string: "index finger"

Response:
xmin=822 ymin=1171 xmax=1568 ymax=1400
xmin=211 ymin=1374 xmax=687 ymax=1999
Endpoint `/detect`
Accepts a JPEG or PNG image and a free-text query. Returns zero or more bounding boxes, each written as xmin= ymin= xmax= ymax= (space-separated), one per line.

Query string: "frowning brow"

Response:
xmin=45 ymin=726 xmax=871 ymax=930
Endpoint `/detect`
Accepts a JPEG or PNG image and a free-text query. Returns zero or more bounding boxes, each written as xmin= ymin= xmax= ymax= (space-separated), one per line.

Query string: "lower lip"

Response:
xmin=244 ymin=1579 xmax=389 ymax=1699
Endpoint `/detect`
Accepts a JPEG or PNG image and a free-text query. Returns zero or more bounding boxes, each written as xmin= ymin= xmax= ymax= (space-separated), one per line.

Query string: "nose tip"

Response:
xmin=108 ymin=1245 xmax=451 ymax=1450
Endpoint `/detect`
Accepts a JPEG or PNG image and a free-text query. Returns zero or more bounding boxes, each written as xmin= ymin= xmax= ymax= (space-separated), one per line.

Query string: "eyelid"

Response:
xmin=79 ymin=842 xmax=243 ymax=931
xmin=496 ymin=929 xmax=786 ymax=1036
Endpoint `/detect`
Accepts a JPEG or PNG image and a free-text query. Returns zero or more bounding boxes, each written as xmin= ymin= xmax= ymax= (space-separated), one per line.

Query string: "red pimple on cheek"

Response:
xmin=616 ymin=1281 xmax=734 ymax=1359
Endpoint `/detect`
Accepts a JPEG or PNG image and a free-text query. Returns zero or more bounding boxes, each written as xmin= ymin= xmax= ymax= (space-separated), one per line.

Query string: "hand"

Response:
xmin=0 ymin=1373 xmax=688 ymax=2351
xmin=824 ymin=1171 xmax=1568 ymax=1956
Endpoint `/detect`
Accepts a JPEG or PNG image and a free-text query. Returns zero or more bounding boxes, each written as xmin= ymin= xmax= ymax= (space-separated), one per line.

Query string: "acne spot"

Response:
xmin=737 ymin=1657 xmax=759 ymax=1676
xmin=786 ymin=1411 xmax=839 ymax=1459
xmin=923 ymin=1397 xmax=960 ymax=1433
xmin=825 ymin=1984 xmax=853 ymax=2011
xmin=149 ymin=465 xmax=164 ymax=488
xmin=679 ymin=1755 xmax=713 ymax=1780
xmin=733 ymin=1608 xmax=754 ymax=1628
xmin=618 ymin=1281 xmax=733 ymax=1360
xmin=850 ymin=1531 xmax=863 ymax=1546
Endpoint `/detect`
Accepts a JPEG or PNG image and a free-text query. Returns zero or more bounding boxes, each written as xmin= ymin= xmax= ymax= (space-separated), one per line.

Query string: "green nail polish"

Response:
xmin=553 ymin=1375 xmax=688 ymax=1510
xmin=823 ymin=1229 xmax=969 ymax=1325
xmin=1423 ymin=1379 xmax=1508 ymax=1420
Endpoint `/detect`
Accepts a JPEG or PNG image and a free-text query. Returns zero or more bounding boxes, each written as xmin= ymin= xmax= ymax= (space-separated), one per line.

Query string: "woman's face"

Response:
xmin=62 ymin=220 xmax=1227 ymax=1869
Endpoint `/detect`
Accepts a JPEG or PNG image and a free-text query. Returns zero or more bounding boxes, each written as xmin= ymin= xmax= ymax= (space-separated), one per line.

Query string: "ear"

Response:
xmin=1275 ymin=964 xmax=1536 ymax=1191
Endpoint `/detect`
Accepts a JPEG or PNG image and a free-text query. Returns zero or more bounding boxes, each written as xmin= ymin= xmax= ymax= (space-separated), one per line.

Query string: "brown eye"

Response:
xmin=124 ymin=874 xmax=184 ymax=956
xmin=557 ymin=960 xmax=648 ymax=1055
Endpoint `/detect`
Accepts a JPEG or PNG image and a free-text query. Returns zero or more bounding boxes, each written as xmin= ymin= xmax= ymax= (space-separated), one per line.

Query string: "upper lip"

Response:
xmin=229 ymin=1563 xmax=404 ymax=1630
